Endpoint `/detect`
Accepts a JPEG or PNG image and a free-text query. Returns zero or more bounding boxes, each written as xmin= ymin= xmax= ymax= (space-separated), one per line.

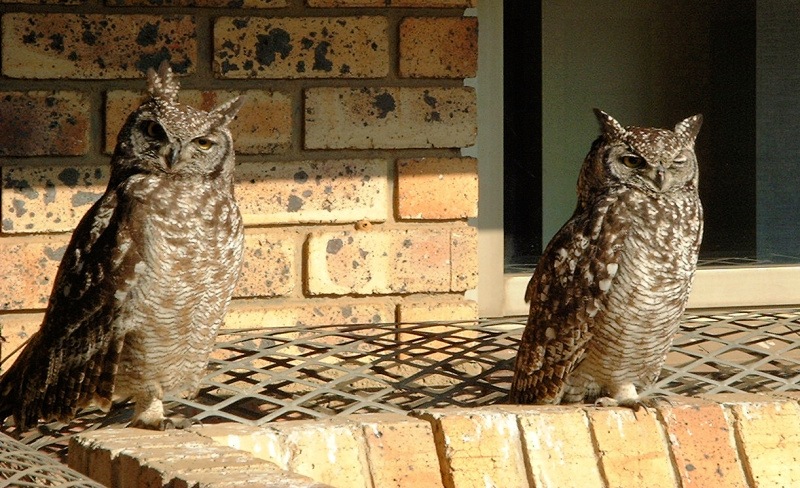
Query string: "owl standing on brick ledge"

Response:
xmin=509 ymin=109 xmax=703 ymax=406
xmin=0 ymin=62 xmax=245 ymax=430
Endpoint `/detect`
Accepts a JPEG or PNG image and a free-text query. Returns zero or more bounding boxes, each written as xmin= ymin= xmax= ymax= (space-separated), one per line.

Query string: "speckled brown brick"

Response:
xmin=657 ymin=397 xmax=748 ymax=488
xmin=358 ymin=414 xmax=445 ymax=488
xmin=719 ymin=395 xmax=800 ymax=487
xmin=397 ymin=296 xmax=478 ymax=361
xmin=0 ymin=234 xmax=69 ymax=310
xmin=305 ymin=227 xmax=475 ymax=295
xmin=415 ymin=408 xmax=528 ymax=488
xmin=225 ymin=298 xmax=395 ymax=329
xmin=235 ymin=230 xmax=296 ymax=298
xmin=2 ymin=14 xmax=196 ymax=79
xmin=0 ymin=92 xmax=89 ymax=156
xmin=399 ymin=17 xmax=478 ymax=78
xmin=108 ymin=0 xmax=284 ymax=6
xmin=588 ymin=407 xmax=678 ymax=488
xmin=396 ymin=158 xmax=478 ymax=220
xmin=235 ymin=160 xmax=388 ymax=225
xmin=2 ymin=165 xmax=107 ymax=234
xmin=0 ymin=312 xmax=43 ymax=368
xmin=305 ymin=87 xmax=476 ymax=149
xmin=505 ymin=405 xmax=605 ymax=488
xmin=214 ymin=17 xmax=388 ymax=79
xmin=105 ymin=90 xmax=291 ymax=155
xmin=451 ymin=225 xmax=477 ymax=290
xmin=307 ymin=0 xmax=476 ymax=6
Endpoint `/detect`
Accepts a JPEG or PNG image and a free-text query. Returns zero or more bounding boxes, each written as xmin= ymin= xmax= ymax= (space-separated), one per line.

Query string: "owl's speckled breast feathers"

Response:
xmin=510 ymin=109 xmax=703 ymax=406
xmin=0 ymin=62 xmax=245 ymax=430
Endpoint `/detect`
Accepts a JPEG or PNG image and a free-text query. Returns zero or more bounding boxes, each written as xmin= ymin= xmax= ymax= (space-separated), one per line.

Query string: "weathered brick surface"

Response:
xmin=720 ymin=395 xmax=800 ymax=487
xmin=305 ymin=87 xmax=477 ymax=149
xmin=396 ymin=157 xmax=478 ymax=220
xmin=658 ymin=397 xmax=748 ymax=488
xmin=0 ymin=234 xmax=68 ymax=310
xmin=358 ymin=413 xmax=445 ymax=488
xmin=417 ymin=407 xmax=529 ymax=488
xmin=215 ymin=17 xmax=389 ymax=79
xmin=2 ymin=165 xmax=107 ymax=234
xmin=69 ymin=428 xmax=216 ymax=487
xmin=0 ymin=312 xmax=42 ymax=368
xmin=236 ymin=160 xmax=388 ymax=225
xmin=397 ymin=295 xmax=478 ymax=361
xmin=399 ymin=17 xmax=478 ymax=78
xmin=451 ymin=225 xmax=478 ymax=289
xmin=0 ymin=92 xmax=89 ymax=156
xmin=2 ymin=14 xmax=196 ymax=79
xmin=248 ymin=418 xmax=371 ymax=488
xmin=106 ymin=90 xmax=292 ymax=154
xmin=587 ymin=407 xmax=678 ymax=488
xmin=307 ymin=0 xmax=476 ymax=6
xmin=305 ymin=226 xmax=477 ymax=295
xmin=225 ymin=298 xmax=395 ymax=329
xmin=504 ymin=405 xmax=605 ymax=488
xmin=109 ymin=0 xmax=285 ymax=6
xmin=235 ymin=230 xmax=296 ymax=298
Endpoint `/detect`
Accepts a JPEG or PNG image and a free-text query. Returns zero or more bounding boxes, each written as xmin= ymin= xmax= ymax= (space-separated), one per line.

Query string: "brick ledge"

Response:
xmin=69 ymin=393 xmax=800 ymax=488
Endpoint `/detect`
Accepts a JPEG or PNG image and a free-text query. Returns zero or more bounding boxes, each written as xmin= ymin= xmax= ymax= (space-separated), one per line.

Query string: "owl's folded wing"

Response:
xmin=0 ymin=187 xmax=142 ymax=430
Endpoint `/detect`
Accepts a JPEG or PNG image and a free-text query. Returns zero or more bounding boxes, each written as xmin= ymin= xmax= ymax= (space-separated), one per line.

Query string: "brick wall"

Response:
xmin=69 ymin=394 xmax=800 ymax=488
xmin=0 ymin=1 xmax=479 ymax=366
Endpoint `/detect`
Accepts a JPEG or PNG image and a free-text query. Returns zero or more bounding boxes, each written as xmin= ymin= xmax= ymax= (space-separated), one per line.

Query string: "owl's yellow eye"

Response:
xmin=621 ymin=155 xmax=645 ymax=169
xmin=144 ymin=121 xmax=166 ymax=139
xmin=194 ymin=137 xmax=214 ymax=150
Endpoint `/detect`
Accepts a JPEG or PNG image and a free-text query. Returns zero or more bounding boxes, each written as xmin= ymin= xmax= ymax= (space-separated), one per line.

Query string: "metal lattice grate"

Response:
xmin=4 ymin=308 xmax=800 ymax=468
xmin=0 ymin=432 xmax=105 ymax=487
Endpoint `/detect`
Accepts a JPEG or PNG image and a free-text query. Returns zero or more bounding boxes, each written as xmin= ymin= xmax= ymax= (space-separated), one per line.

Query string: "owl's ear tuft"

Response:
xmin=210 ymin=96 xmax=246 ymax=128
xmin=147 ymin=61 xmax=180 ymax=103
xmin=593 ymin=109 xmax=626 ymax=139
xmin=674 ymin=114 xmax=703 ymax=145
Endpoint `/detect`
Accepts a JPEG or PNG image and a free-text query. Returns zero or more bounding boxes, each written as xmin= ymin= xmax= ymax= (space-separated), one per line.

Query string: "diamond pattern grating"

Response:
xmin=3 ymin=308 xmax=800 ymax=480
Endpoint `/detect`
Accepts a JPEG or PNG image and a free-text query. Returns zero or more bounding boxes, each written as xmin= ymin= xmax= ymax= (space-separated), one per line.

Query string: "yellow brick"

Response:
xmin=2 ymin=165 xmax=107 ymax=233
xmin=657 ymin=397 xmax=748 ymax=488
xmin=224 ymin=298 xmax=395 ymax=329
xmin=0 ymin=91 xmax=89 ymax=156
xmin=263 ymin=418 xmax=371 ymax=488
xmin=502 ymin=405 xmax=604 ymax=488
xmin=399 ymin=17 xmax=478 ymax=78
xmin=417 ymin=407 xmax=529 ymax=488
xmin=236 ymin=160 xmax=388 ymax=225
xmin=397 ymin=296 xmax=479 ymax=361
xmin=235 ymin=230 xmax=297 ymax=298
xmin=306 ymin=227 xmax=475 ymax=295
xmin=357 ymin=413 xmax=444 ymax=488
xmin=396 ymin=158 xmax=478 ymax=220
xmin=724 ymin=397 xmax=800 ymax=487
xmin=0 ymin=312 xmax=42 ymax=369
xmin=587 ymin=407 xmax=678 ymax=488
xmin=0 ymin=234 xmax=69 ymax=311
xmin=214 ymin=17 xmax=388 ymax=79
xmin=2 ymin=14 xmax=195 ymax=79
xmin=305 ymin=87 xmax=476 ymax=149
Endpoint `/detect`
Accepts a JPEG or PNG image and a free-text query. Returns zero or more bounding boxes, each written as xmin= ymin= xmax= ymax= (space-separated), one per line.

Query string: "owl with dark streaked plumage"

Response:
xmin=0 ymin=62 xmax=245 ymax=430
xmin=509 ymin=109 xmax=703 ymax=406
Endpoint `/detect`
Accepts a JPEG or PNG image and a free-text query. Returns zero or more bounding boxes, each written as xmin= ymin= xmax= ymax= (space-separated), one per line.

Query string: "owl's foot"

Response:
xmin=131 ymin=414 xmax=198 ymax=431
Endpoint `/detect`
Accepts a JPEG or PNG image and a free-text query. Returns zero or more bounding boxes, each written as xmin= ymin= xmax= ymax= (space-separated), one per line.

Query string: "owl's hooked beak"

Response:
xmin=652 ymin=164 xmax=668 ymax=190
xmin=163 ymin=144 xmax=181 ymax=169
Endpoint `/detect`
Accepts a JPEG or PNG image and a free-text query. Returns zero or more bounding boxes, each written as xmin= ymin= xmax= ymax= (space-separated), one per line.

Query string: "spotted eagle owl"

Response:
xmin=509 ymin=109 xmax=703 ymax=406
xmin=0 ymin=62 xmax=245 ymax=430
